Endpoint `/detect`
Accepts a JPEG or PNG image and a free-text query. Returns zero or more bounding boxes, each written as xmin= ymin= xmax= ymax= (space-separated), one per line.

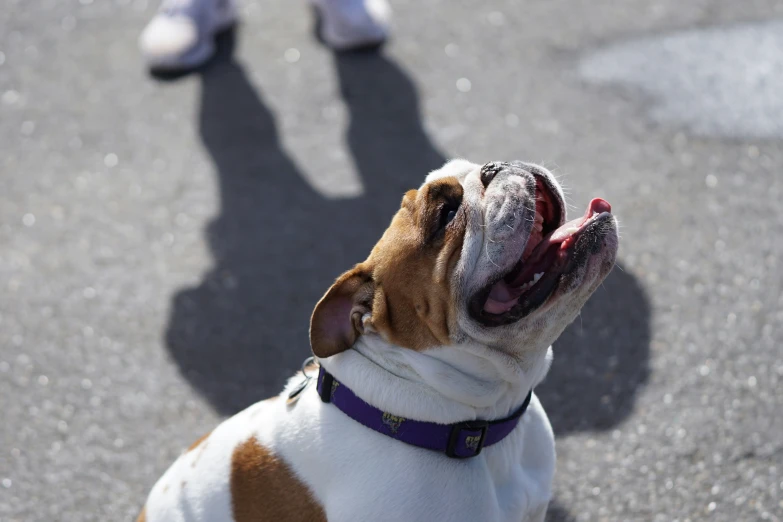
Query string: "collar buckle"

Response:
xmin=446 ymin=419 xmax=489 ymax=459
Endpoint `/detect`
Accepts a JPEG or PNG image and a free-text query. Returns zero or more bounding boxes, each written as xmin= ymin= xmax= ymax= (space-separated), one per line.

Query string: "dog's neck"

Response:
xmin=319 ymin=335 xmax=552 ymax=424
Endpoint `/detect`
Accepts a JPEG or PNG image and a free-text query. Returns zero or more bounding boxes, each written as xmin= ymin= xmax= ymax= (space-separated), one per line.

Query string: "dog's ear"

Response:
xmin=310 ymin=266 xmax=375 ymax=358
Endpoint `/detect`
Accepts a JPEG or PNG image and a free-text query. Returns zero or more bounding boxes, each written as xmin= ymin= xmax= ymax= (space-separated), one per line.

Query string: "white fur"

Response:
xmin=141 ymin=160 xmax=618 ymax=521
xmin=143 ymin=352 xmax=555 ymax=522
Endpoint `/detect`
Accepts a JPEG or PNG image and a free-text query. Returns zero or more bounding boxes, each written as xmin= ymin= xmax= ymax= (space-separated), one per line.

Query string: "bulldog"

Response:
xmin=138 ymin=160 xmax=618 ymax=522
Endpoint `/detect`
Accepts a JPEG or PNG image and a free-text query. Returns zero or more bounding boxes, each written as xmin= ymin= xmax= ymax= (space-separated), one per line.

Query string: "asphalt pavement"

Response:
xmin=1 ymin=0 xmax=782 ymax=520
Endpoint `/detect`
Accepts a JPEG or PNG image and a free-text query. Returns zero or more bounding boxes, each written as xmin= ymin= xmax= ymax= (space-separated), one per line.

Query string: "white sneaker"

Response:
xmin=312 ymin=0 xmax=391 ymax=50
xmin=139 ymin=0 xmax=237 ymax=71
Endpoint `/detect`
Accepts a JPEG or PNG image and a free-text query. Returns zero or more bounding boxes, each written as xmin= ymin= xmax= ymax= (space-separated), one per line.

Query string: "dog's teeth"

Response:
xmin=518 ymin=272 xmax=545 ymax=291
xmin=564 ymin=227 xmax=579 ymax=235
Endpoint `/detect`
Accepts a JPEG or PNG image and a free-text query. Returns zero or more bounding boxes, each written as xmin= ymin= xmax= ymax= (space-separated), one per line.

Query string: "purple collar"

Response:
xmin=316 ymin=366 xmax=533 ymax=459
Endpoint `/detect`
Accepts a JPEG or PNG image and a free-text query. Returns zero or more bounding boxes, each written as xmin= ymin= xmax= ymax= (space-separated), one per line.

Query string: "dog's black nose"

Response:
xmin=480 ymin=162 xmax=504 ymax=187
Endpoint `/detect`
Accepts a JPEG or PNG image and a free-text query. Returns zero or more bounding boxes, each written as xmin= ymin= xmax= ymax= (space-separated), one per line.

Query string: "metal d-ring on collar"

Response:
xmin=286 ymin=356 xmax=317 ymax=404
xmin=301 ymin=356 xmax=317 ymax=378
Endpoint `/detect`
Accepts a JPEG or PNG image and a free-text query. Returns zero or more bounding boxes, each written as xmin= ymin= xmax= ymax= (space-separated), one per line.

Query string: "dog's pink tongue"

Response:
xmin=548 ymin=198 xmax=613 ymax=243
xmin=589 ymin=198 xmax=611 ymax=214
xmin=484 ymin=297 xmax=518 ymax=314
xmin=486 ymin=280 xmax=522 ymax=314
xmin=483 ymin=199 xmax=612 ymax=316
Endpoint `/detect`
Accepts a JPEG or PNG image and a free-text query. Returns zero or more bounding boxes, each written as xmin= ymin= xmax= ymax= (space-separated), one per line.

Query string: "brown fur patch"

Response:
xmin=367 ymin=177 xmax=465 ymax=349
xmin=231 ymin=436 xmax=326 ymax=522
xmin=136 ymin=507 xmax=146 ymax=522
xmin=310 ymin=176 xmax=466 ymax=355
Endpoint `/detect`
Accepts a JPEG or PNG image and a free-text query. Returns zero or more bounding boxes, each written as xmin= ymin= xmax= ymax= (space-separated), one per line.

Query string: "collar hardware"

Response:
xmin=287 ymin=357 xmax=318 ymax=405
xmin=315 ymin=363 xmax=533 ymax=459
xmin=447 ymin=419 xmax=489 ymax=458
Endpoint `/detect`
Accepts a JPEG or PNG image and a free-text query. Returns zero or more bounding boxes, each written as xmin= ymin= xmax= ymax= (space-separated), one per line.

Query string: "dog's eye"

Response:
xmin=440 ymin=201 xmax=460 ymax=229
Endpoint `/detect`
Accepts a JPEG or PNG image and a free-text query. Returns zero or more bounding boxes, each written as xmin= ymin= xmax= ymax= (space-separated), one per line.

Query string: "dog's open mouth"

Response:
xmin=470 ymin=180 xmax=613 ymax=326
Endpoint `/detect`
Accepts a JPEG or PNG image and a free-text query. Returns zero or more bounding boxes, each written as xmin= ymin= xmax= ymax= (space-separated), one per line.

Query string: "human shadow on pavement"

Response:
xmin=164 ymin=32 xmax=445 ymax=415
xmin=333 ymin=50 xmax=446 ymax=192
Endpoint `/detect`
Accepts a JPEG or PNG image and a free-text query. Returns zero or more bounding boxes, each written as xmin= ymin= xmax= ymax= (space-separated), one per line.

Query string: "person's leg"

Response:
xmin=313 ymin=0 xmax=391 ymax=50
xmin=139 ymin=0 xmax=237 ymax=71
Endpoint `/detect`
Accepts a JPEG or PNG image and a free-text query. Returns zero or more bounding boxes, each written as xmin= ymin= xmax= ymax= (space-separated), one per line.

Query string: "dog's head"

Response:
xmin=310 ymin=160 xmax=618 ymax=358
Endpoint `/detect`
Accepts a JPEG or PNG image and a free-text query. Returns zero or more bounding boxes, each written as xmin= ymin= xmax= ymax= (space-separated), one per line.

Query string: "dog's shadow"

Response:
xmin=163 ymin=31 xmax=650 ymax=517
xmin=538 ymin=264 xmax=651 ymax=435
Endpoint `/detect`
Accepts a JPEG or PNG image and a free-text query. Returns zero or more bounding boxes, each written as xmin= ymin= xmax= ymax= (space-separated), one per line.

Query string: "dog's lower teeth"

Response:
xmin=533 ymin=272 xmax=544 ymax=283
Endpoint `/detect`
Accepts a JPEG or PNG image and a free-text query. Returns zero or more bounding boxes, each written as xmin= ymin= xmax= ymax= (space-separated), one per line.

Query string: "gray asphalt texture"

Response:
xmin=1 ymin=0 xmax=782 ymax=521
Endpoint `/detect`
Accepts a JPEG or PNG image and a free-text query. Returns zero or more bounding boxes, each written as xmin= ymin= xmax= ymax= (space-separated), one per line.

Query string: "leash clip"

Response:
xmin=287 ymin=356 xmax=317 ymax=405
